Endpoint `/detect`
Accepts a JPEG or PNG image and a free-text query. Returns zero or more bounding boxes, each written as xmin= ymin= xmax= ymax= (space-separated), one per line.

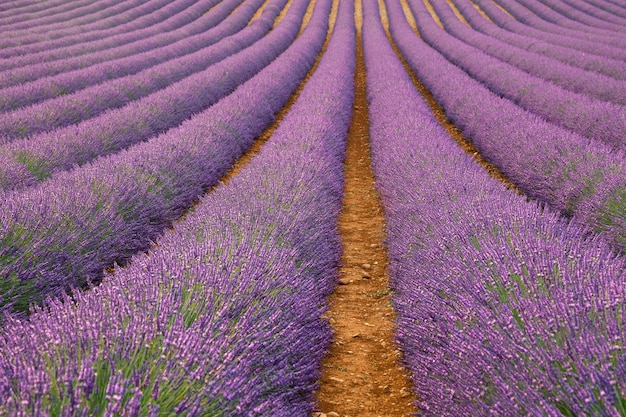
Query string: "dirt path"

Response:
xmin=312 ymin=1 xmax=418 ymax=416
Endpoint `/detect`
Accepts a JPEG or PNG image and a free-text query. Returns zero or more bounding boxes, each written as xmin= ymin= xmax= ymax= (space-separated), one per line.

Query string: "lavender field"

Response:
xmin=1 ymin=0 xmax=625 ymax=414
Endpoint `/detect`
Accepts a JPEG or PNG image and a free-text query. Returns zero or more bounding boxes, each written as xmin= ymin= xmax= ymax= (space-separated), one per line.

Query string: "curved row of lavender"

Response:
xmin=0 ymin=0 xmax=124 ymax=32
xmin=0 ymin=0 xmax=216 ymax=69
xmin=558 ymin=0 xmax=626 ymax=23
xmin=366 ymin=0 xmax=626 ymax=414
xmin=0 ymin=0 xmax=240 ymax=91
xmin=0 ymin=0 xmax=168 ymax=49
xmin=531 ymin=0 xmax=626 ymax=32
xmin=450 ymin=0 xmax=626 ymax=80
xmin=1 ymin=0 xmax=189 ymax=41
xmin=0 ymin=0 xmax=301 ymax=191
xmin=0 ymin=0 xmax=75 ymax=15
xmin=388 ymin=1 xmax=626 ymax=253
xmin=580 ymin=0 xmax=626 ymax=18
xmin=0 ymin=0 xmax=272 ymax=140
xmin=0 ymin=0 xmax=353 ymax=413
xmin=494 ymin=0 xmax=626 ymax=44
xmin=429 ymin=0 xmax=626 ymax=106
xmin=496 ymin=0 xmax=626 ymax=47
xmin=473 ymin=0 xmax=626 ymax=62
xmin=409 ymin=0 xmax=626 ymax=148
xmin=0 ymin=0 xmax=327 ymax=316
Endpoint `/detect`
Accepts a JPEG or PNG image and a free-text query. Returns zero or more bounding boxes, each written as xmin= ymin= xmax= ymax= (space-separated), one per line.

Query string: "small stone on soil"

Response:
xmin=327 ymin=412 xmax=340 ymax=417
xmin=362 ymin=263 xmax=371 ymax=269
xmin=400 ymin=387 xmax=412 ymax=398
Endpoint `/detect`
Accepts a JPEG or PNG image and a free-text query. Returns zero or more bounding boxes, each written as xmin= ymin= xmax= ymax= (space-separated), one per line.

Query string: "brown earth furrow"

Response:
xmin=313 ymin=0 xmax=418 ymax=415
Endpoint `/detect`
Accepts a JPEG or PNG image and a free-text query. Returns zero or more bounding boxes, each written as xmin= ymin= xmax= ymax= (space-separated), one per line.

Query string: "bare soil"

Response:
xmin=312 ymin=1 xmax=418 ymax=415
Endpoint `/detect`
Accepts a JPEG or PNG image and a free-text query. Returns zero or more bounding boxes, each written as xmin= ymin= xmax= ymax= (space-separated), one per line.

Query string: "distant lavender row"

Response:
xmin=0 ymin=0 xmax=327 ymax=315
xmin=578 ymin=0 xmax=626 ymax=18
xmin=0 ymin=0 xmax=74 ymax=15
xmin=0 ymin=0 xmax=151 ymax=42
xmin=516 ymin=0 xmax=625 ymax=34
xmin=494 ymin=0 xmax=626 ymax=44
xmin=558 ymin=0 xmax=626 ymax=23
xmin=412 ymin=0 xmax=626 ymax=147
xmin=0 ymin=0 xmax=240 ymax=91
xmin=0 ymin=1 xmax=352 ymax=412
xmin=391 ymin=0 xmax=626 ymax=252
xmin=532 ymin=0 xmax=626 ymax=32
xmin=474 ymin=0 xmax=626 ymax=61
xmin=2 ymin=0 xmax=188 ymax=41
xmin=0 ymin=0 xmax=272 ymax=140
xmin=0 ymin=0 xmax=215 ymax=69
xmin=0 ymin=0 xmax=110 ymax=29
xmin=367 ymin=1 xmax=626 ymax=415
xmin=429 ymin=0 xmax=626 ymax=106
xmin=0 ymin=0 xmax=100 ymax=24
xmin=0 ymin=0 xmax=299 ymax=193
xmin=493 ymin=0 xmax=626 ymax=46
xmin=451 ymin=0 xmax=626 ymax=80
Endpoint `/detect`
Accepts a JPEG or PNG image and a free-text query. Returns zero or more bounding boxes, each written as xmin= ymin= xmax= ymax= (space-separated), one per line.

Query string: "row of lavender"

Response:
xmin=0 ymin=0 xmax=139 ymax=34
xmin=451 ymin=0 xmax=626 ymax=80
xmin=491 ymin=0 xmax=626 ymax=45
xmin=550 ymin=0 xmax=626 ymax=25
xmin=0 ymin=0 xmax=218 ymax=71
xmin=0 ymin=0 xmax=355 ymax=413
xmin=475 ymin=0 xmax=626 ymax=61
xmin=365 ymin=0 xmax=626 ymax=414
xmin=428 ymin=0 xmax=626 ymax=107
xmin=410 ymin=0 xmax=626 ymax=149
xmin=0 ymin=0 xmax=81 ymax=15
xmin=0 ymin=0 xmax=200 ymax=58
xmin=387 ymin=0 xmax=626 ymax=257
xmin=0 ymin=0 xmax=324 ymax=314
xmin=0 ymin=0 xmax=295 ymax=189
xmin=0 ymin=0 xmax=272 ymax=143
xmin=507 ymin=0 xmax=626 ymax=33
xmin=0 ymin=0 xmax=238 ymax=99
xmin=0 ymin=0 xmax=176 ymax=49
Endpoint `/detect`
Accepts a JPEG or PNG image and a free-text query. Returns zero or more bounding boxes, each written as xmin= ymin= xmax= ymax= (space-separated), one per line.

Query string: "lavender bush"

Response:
xmin=575 ymin=0 xmax=626 ymax=19
xmin=0 ymin=0 xmax=354 ymax=413
xmin=475 ymin=0 xmax=626 ymax=61
xmin=0 ymin=0 xmax=125 ymax=33
xmin=0 ymin=0 xmax=303 ymax=191
xmin=0 ymin=0 xmax=75 ymax=15
xmin=531 ymin=0 xmax=626 ymax=32
xmin=389 ymin=0 xmax=626 ymax=253
xmin=450 ymin=0 xmax=626 ymax=80
xmin=428 ymin=0 xmax=626 ymax=106
xmin=0 ymin=0 xmax=329 ymax=315
xmin=0 ymin=0 xmax=240 ymax=92
xmin=0 ymin=0 xmax=169 ymax=50
xmin=0 ymin=0 xmax=216 ymax=70
xmin=0 ymin=0 xmax=277 ymax=140
xmin=366 ymin=1 xmax=626 ymax=414
xmin=409 ymin=0 xmax=626 ymax=147
xmin=493 ymin=0 xmax=626 ymax=43
xmin=557 ymin=0 xmax=626 ymax=24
